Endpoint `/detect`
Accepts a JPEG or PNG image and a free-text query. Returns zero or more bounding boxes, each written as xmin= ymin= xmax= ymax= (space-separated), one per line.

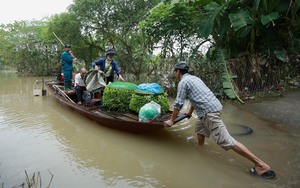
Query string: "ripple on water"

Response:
xmin=0 ymin=106 xmax=52 ymax=137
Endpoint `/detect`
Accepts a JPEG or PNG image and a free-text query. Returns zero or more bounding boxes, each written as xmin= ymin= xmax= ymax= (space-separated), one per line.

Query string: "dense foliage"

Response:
xmin=102 ymin=87 xmax=135 ymax=111
xmin=0 ymin=0 xmax=299 ymax=100
xmin=129 ymin=92 xmax=170 ymax=113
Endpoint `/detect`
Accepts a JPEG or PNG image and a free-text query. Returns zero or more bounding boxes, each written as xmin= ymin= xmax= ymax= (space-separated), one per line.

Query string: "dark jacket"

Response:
xmin=91 ymin=57 xmax=121 ymax=81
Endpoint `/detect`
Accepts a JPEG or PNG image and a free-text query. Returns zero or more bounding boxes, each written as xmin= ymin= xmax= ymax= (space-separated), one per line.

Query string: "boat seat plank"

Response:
xmin=123 ymin=113 xmax=138 ymax=121
xmin=117 ymin=116 xmax=136 ymax=122
xmin=93 ymin=110 xmax=115 ymax=119
xmin=92 ymin=110 xmax=135 ymax=122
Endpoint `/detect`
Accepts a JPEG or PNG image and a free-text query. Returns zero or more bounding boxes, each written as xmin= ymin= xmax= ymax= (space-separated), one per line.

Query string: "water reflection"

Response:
xmin=0 ymin=70 xmax=299 ymax=188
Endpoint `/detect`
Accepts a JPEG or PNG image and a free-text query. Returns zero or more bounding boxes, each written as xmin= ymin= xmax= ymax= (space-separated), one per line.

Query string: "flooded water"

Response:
xmin=0 ymin=70 xmax=299 ymax=188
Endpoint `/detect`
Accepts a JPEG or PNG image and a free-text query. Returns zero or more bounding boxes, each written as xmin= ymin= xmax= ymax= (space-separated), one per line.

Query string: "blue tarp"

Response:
xmin=136 ymin=83 xmax=163 ymax=94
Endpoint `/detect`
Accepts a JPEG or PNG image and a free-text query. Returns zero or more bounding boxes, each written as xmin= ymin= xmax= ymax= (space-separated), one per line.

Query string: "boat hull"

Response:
xmin=45 ymin=80 xmax=168 ymax=133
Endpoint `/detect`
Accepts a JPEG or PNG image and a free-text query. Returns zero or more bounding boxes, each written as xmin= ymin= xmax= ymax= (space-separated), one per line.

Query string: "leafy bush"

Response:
xmin=129 ymin=92 xmax=170 ymax=113
xmin=102 ymin=87 xmax=135 ymax=111
xmin=102 ymin=82 xmax=170 ymax=113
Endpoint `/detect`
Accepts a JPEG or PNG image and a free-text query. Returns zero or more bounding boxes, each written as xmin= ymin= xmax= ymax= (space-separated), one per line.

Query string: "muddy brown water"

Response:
xmin=0 ymin=71 xmax=299 ymax=188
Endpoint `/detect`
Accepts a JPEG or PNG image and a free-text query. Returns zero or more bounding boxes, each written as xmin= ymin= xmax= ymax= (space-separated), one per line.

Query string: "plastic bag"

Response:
xmin=138 ymin=101 xmax=161 ymax=122
xmin=82 ymin=91 xmax=91 ymax=101
xmin=84 ymin=70 xmax=106 ymax=92
xmin=136 ymin=83 xmax=163 ymax=94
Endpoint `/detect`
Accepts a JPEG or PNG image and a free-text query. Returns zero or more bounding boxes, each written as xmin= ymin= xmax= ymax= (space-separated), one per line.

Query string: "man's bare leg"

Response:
xmin=232 ymin=141 xmax=271 ymax=175
xmin=197 ymin=134 xmax=205 ymax=146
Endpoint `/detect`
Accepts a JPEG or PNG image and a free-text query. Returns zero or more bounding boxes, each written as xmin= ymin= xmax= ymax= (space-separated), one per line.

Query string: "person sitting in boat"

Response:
xmin=91 ymin=49 xmax=125 ymax=84
xmin=74 ymin=68 xmax=87 ymax=105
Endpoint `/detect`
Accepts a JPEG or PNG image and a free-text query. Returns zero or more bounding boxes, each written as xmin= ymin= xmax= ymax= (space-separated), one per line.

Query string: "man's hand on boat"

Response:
xmin=164 ymin=112 xmax=191 ymax=127
xmin=164 ymin=119 xmax=174 ymax=127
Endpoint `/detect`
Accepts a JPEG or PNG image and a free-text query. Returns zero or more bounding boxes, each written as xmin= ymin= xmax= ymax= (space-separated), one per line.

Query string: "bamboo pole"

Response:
xmin=53 ymin=85 xmax=76 ymax=104
xmin=52 ymin=32 xmax=83 ymax=68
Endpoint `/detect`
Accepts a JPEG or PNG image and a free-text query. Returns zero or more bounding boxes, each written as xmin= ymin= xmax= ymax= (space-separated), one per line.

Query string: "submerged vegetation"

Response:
xmin=20 ymin=171 xmax=53 ymax=188
xmin=0 ymin=170 xmax=53 ymax=188
xmin=0 ymin=0 xmax=299 ymax=101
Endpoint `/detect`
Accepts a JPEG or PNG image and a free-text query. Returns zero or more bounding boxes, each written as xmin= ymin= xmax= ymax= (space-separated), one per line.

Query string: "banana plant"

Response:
xmin=216 ymin=48 xmax=244 ymax=103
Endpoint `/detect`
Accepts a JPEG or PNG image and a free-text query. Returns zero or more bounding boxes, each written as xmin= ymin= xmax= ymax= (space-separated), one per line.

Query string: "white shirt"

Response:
xmin=74 ymin=73 xmax=85 ymax=87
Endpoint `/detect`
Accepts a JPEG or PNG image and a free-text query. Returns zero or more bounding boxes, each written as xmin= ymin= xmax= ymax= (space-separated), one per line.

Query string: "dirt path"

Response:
xmin=234 ymin=88 xmax=300 ymax=132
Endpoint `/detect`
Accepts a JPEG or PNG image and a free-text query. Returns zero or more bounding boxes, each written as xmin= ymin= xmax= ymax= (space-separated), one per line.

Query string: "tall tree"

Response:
xmin=0 ymin=21 xmax=57 ymax=76
xmin=140 ymin=0 xmax=203 ymax=59
xmin=68 ymin=0 xmax=161 ymax=80
xmin=141 ymin=0 xmax=300 ymax=99
xmin=43 ymin=12 xmax=90 ymax=71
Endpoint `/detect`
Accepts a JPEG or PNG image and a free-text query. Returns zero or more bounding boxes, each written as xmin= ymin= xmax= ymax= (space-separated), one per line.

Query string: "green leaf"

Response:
xmin=129 ymin=92 xmax=169 ymax=113
xmin=222 ymin=81 xmax=231 ymax=89
xmin=274 ymin=50 xmax=288 ymax=62
xmin=216 ymin=48 xmax=244 ymax=103
xmin=235 ymin=26 xmax=252 ymax=38
xmin=230 ymin=74 xmax=238 ymax=79
xmin=229 ymin=10 xmax=252 ymax=32
xmin=261 ymin=12 xmax=280 ymax=25
xmin=103 ymin=87 xmax=135 ymax=111
xmin=224 ymin=89 xmax=236 ymax=99
xmin=198 ymin=2 xmax=226 ymax=38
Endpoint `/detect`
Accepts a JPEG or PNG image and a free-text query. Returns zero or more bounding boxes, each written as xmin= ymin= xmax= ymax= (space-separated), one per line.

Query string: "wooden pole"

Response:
xmin=53 ymin=85 xmax=76 ymax=104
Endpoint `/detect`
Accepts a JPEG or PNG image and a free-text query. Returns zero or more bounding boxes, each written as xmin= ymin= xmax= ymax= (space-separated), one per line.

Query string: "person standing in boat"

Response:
xmin=164 ymin=61 xmax=276 ymax=179
xmin=61 ymin=44 xmax=77 ymax=91
xmin=91 ymin=49 xmax=124 ymax=84
xmin=74 ymin=68 xmax=87 ymax=105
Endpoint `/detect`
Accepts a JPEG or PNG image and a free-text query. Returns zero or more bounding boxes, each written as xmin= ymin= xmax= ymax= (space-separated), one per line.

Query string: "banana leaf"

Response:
xmin=216 ymin=48 xmax=244 ymax=103
xmin=198 ymin=2 xmax=226 ymax=38
xmin=261 ymin=12 xmax=280 ymax=25
xmin=228 ymin=10 xmax=252 ymax=37
xmin=229 ymin=10 xmax=252 ymax=31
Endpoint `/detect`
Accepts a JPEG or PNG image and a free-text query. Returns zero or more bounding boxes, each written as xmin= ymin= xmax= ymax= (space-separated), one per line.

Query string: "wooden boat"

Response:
xmin=44 ymin=80 xmax=187 ymax=133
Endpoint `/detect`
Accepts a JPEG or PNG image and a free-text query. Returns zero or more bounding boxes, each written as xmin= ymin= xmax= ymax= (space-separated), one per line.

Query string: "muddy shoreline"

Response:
xmin=233 ymin=88 xmax=300 ymax=133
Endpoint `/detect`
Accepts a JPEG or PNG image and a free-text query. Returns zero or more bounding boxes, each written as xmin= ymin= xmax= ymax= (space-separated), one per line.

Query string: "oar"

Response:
xmin=53 ymin=85 xmax=75 ymax=104
xmin=174 ymin=113 xmax=189 ymax=124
